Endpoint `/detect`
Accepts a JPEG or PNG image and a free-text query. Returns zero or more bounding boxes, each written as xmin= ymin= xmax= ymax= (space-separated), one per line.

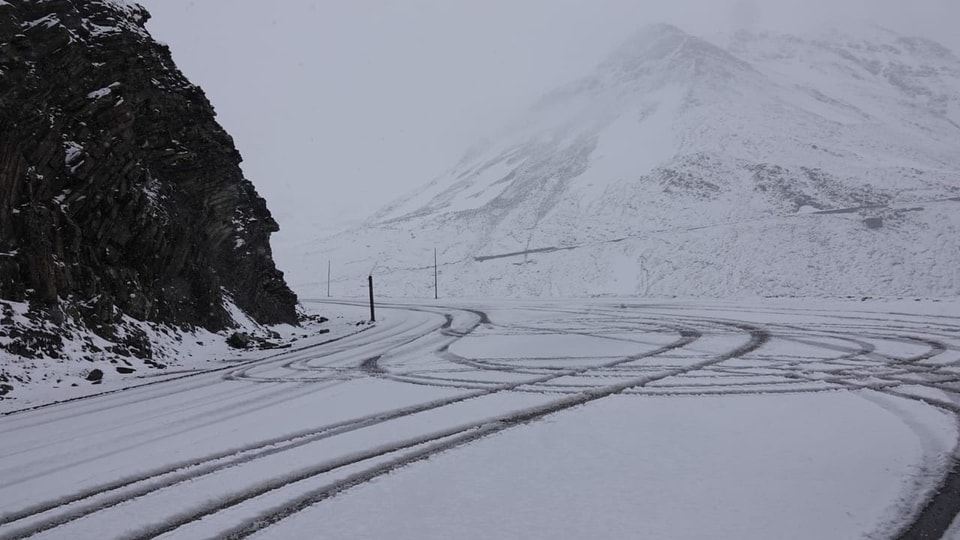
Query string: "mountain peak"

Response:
xmin=602 ymin=23 xmax=687 ymax=63
xmin=530 ymin=24 xmax=756 ymax=116
xmin=599 ymin=23 xmax=754 ymax=81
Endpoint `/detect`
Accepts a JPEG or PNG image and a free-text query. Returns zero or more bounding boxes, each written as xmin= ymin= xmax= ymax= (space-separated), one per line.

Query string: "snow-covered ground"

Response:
xmin=0 ymin=302 xmax=363 ymax=411
xmin=1 ymin=297 xmax=958 ymax=539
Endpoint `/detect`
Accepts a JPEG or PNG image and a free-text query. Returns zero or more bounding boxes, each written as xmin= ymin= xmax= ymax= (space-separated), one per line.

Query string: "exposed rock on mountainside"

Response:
xmin=285 ymin=24 xmax=960 ymax=299
xmin=0 ymin=0 xmax=298 ymax=369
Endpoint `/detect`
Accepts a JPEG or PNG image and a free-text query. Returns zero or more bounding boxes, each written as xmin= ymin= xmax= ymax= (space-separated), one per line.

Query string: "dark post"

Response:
xmin=368 ymin=275 xmax=376 ymax=322
xmin=327 ymin=260 xmax=331 ymax=298
xmin=434 ymin=247 xmax=438 ymax=300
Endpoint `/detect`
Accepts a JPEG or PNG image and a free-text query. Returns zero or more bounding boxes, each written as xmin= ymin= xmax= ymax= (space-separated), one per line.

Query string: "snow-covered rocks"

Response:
xmin=0 ymin=0 xmax=299 ymax=384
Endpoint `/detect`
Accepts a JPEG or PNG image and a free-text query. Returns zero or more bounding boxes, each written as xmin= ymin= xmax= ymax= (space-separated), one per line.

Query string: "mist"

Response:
xmin=136 ymin=0 xmax=959 ymax=235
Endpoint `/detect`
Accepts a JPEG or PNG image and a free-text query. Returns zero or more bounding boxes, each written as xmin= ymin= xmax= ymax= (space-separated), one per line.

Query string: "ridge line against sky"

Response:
xmin=137 ymin=0 xmax=959 ymax=236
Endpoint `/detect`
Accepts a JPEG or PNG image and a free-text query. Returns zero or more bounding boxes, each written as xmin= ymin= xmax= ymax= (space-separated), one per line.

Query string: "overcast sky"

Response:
xmin=136 ymin=0 xmax=958 ymax=237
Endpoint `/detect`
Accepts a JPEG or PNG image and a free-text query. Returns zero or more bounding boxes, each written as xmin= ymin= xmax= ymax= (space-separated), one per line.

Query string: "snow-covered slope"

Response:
xmin=283 ymin=24 xmax=960 ymax=299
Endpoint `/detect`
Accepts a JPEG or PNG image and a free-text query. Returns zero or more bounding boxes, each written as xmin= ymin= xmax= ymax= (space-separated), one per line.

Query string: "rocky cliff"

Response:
xmin=0 ymin=0 xmax=298 ymax=367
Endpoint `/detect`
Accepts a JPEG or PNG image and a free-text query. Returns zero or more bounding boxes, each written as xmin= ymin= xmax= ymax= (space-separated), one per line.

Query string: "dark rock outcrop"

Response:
xmin=0 ymin=0 xmax=298 ymax=345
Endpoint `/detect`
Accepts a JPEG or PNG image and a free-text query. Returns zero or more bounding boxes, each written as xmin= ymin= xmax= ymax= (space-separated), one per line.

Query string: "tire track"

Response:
xmin=115 ymin=325 xmax=765 ymax=540
xmin=223 ymin=313 xmax=436 ymax=383
xmin=0 ymin=325 xmax=375 ymax=424
xmin=895 ymin=459 xmax=960 ymax=540
xmin=7 ymin=301 xmax=958 ymax=540
xmin=0 ymin=381 xmax=337 ymax=488
xmin=769 ymin=335 xmax=960 ymax=540
xmin=0 ymin=309 xmax=698 ymax=538
xmin=374 ymin=316 xmax=772 ymax=395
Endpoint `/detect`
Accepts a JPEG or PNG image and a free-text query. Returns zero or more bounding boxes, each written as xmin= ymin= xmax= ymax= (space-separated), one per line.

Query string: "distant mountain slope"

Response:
xmin=0 ymin=0 xmax=298 ymax=372
xmin=288 ymin=24 xmax=960 ymax=299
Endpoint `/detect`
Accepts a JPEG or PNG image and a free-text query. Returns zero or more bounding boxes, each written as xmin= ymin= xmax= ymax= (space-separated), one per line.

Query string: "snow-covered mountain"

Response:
xmin=283 ymin=24 xmax=960 ymax=299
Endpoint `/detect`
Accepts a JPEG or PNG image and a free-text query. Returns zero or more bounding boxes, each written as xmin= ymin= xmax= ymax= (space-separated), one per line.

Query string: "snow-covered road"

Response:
xmin=1 ymin=299 xmax=959 ymax=539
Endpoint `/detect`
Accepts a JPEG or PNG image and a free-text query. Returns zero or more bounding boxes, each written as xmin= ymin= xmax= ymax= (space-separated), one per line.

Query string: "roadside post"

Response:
xmin=368 ymin=275 xmax=376 ymax=322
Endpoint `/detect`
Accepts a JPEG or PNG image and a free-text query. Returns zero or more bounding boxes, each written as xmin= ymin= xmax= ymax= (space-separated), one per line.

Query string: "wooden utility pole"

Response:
xmin=434 ymin=248 xmax=438 ymax=300
xmin=327 ymin=260 xmax=331 ymax=298
xmin=368 ymin=275 xmax=376 ymax=322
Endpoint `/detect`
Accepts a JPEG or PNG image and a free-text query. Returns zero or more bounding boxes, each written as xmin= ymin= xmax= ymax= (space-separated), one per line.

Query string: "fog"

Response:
xmin=136 ymin=0 xmax=959 ymax=235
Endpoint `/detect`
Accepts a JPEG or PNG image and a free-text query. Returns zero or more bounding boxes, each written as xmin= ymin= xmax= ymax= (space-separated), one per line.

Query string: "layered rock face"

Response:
xmin=0 ymin=1 xmax=297 ymax=336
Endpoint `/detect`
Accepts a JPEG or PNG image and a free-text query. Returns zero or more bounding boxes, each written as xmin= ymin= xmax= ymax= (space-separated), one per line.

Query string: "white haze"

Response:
xmin=136 ymin=0 xmax=959 ymax=237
